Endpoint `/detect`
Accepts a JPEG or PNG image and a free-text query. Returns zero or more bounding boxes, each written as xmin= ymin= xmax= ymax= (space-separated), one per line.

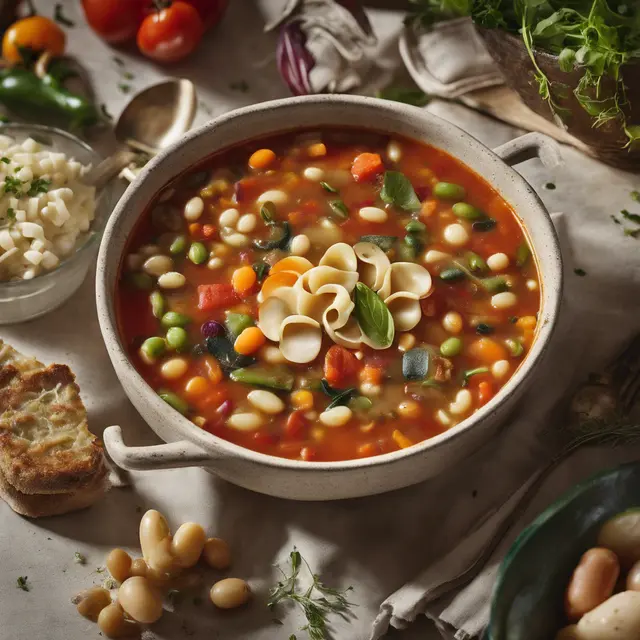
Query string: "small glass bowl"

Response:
xmin=0 ymin=124 xmax=117 ymax=325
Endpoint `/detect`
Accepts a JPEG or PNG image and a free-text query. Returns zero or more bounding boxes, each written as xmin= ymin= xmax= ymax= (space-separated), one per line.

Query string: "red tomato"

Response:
xmin=197 ymin=284 xmax=239 ymax=311
xmin=324 ymin=345 xmax=361 ymax=388
xmin=81 ymin=0 xmax=146 ymax=44
xmin=185 ymin=0 xmax=228 ymax=29
xmin=137 ymin=2 xmax=204 ymax=63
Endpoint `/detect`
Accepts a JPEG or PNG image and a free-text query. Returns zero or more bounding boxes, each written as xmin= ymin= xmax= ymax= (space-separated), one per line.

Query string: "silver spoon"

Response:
xmin=87 ymin=79 xmax=197 ymax=189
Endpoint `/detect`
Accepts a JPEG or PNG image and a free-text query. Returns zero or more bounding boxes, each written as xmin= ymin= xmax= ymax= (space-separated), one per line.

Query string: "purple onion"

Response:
xmin=215 ymin=400 xmax=233 ymax=420
xmin=276 ymin=21 xmax=315 ymax=96
xmin=201 ymin=321 xmax=224 ymax=338
xmin=415 ymin=186 xmax=431 ymax=201
xmin=233 ymin=180 xmax=245 ymax=203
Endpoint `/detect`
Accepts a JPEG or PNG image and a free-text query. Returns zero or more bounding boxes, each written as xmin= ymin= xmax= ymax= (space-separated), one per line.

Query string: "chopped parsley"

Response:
xmin=74 ymin=552 xmax=86 ymax=565
xmin=544 ymin=182 xmax=556 ymax=190
xmin=16 ymin=576 xmax=30 ymax=591
xmin=13 ymin=165 xmax=22 ymax=172
xmin=102 ymin=577 xmax=118 ymax=590
xmin=54 ymin=3 xmax=75 ymax=27
xmin=118 ymin=83 xmax=131 ymax=94
xmin=611 ymin=215 xmax=621 ymax=225
xmin=199 ymin=101 xmax=213 ymax=116
xmin=229 ymin=80 xmax=249 ymax=92
xmin=574 ymin=268 xmax=587 ymax=277
xmin=100 ymin=104 xmax=113 ymax=121
xmin=631 ymin=191 xmax=640 ymax=202
xmin=6 ymin=207 xmax=15 ymax=221
xmin=123 ymin=71 xmax=134 ymax=81
xmin=113 ymin=56 xmax=125 ymax=67
xmin=3 ymin=175 xmax=22 ymax=195
xmin=27 ymin=178 xmax=51 ymax=197
xmin=1 ymin=157 xmax=9 ymax=164
xmin=621 ymin=209 xmax=640 ymax=225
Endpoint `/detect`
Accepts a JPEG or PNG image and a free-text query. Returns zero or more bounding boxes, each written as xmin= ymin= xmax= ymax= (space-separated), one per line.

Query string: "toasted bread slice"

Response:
xmin=0 ymin=339 xmax=107 ymax=502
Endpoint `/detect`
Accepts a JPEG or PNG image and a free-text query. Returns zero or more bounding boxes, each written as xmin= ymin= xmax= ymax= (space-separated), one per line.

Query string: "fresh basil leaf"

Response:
xmin=329 ymin=199 xmax=349 ymax=220
xmin=260 ymin=201 xmax=276 ymax=225
xmin=380 ymin=171 xmax=421 ymax=212
xmin=252 ymin=262 xmax=270 ymax=282
xmin=326 ymin=388 xmax=357 ymax=410
xmin=354 ymin=282 xmax=394 ymax=348
xmin=320 ymin=181 xmax=338 ymax=193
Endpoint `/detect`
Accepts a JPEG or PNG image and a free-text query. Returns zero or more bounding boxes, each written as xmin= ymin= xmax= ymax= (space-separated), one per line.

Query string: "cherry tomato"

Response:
xmin=137 ymin=2 xmax=204 ymax=64
xmin=81 ymin=0 xmax=146 ymax=44
xmin=2 ymin=16 xmax=65 ymax=63
xmin=185 ymin=0 xmax=228 ymax=29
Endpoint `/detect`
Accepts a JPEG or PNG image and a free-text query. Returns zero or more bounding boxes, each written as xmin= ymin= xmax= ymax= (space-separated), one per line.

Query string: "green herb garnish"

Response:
xmin=6 ymin=207 xmax=15 ymax=221
xmin=100 ymin=104 xmax=113 ymax=121
xmin=268 ymin=549 xmax=355 ymax=640
xmin=462 ymin=367 xmax=489 ymax=386
xmin=376 ymin=86 xmax=430 ymax=107
xmin=122 ymin=71 xmax=134 ymax=81
xmin=320 ymin=181 xmax=338 ymax=193
xmin=16 ymin=576 xmax=29 ymax=591
xmin=320 ymin=380 xmax=358 ymax=410
xmin=27 ymin=178 xmax=51 ymax=197
xmin=118 ymin=83 xmax=131 ymax=94
xmin=1 ymin=157 xmax=10 ymax=164
xmin=354 ymin=282 xmax=394 ymax=348
xmin=545 ymin=182 xmax=556 ymax=190
xmin=113 ymin=56 xmax=125 ymax=67
xmin=380 ymin=171 xmax=421 ymax=211
xmin=574 ymin=268 xmax=587 ymax=277
xmin=74 ymin=552 xmax=86 ymax=565
xmin=632 ymin=191 xmax=640 ymax=202
xmin=229 ymin=80 xmax=250 ymax=92
xmin=3 ymin=175 xmax=22 ymax=195
xmin=54 ymin=3 xmax=75 ymax=27
xmin=329 ymin=199 xmax=349 ymax=220
xmin=260 ymin=201 xmax=276 ymax=225
xmin=252 ymin=262 xmax=270 ymax=283
xmin=621 ymin=209 xmax=640 ymax=225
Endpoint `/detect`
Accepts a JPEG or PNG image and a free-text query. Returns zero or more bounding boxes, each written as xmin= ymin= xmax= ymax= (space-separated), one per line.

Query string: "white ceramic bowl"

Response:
xmin=0 ymin=124 xmax=116 ymax=325
xmin=97 ymin=96 xmax=563 ymax=501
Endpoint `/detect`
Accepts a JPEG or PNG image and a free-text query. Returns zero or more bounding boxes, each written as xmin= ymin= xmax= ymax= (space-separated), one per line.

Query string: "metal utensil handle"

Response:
xmin=493 ymin=132 xmax=562 ymax=169
xmin=103 ymin=425 xmax=216 ymax=471
xmin=86 ymin=148 xmax=138 ymax=190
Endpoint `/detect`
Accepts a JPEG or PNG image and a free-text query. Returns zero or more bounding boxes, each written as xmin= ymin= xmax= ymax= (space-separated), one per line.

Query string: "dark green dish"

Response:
xmin=488 ymin=462 xmax=640 ymax=640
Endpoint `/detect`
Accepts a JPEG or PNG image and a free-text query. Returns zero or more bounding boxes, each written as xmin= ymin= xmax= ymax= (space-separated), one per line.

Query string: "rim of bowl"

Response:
xmin=487 ymin=461 xmax=640 ymax=639
xmin=97 ymin=94 xmax=563 ymax=472
xmin=0 ymin=123 xmax=108 ymax=291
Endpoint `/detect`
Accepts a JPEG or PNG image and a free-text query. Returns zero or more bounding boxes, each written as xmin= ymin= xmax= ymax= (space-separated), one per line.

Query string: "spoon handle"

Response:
xmin=87 ymin=148 xmax=138 ymax=190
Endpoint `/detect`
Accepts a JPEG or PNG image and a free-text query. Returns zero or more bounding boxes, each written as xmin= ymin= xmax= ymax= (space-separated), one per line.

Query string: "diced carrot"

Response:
xmin=231 ymin=265 xmax=257 ymax=296
xmin=420 ymin=199 xmax=438 ymax=218
xmin=270 ymin=256 xmax=313 ymax=276
xmin=260 ymin=271 xmax=299 ymax=298
xmin=300 ymin=446 xmax=316 ymax=461
xmin=324 ymin=345 xmax=361 ymax=387
xmin=351 ymin=152 xmax=384 ymax=183
xmin=308 ymin=142 xmax=327 ymax=157
xmin=234 ymin=327 xmax=266 ymax=355
xmin=357 ymin=443 xmax=378 ymax=458
xmin=285 ymin=410 xmax=308 ymax=438
xmin=203 ymin=356 xmax=223 ymax=384
xmin=202 ymin=224 xmax=216 ymax=239
xmin=188 ymin=222 xmax=202 ymax=237
xmin=359 ymin=364 xmax=383 ymax=385
xmin=248 ymin=148 xmax=276 ymax=170
xmin=392 ymin=429 xmax=413 ymax=449
xmin=516 ymin=316 xmax=537 ymax=331
xmin=196 ymin=388 xmax=228 ymax=410
xmin=477 ymin=381 xmax=494 ymax=406
xmin=467 ymin=337 xmax=509 ymax=364
xmin=197 ymin=284 xmax=239 ymax=312
xmin=185 ymin=376 xmax=209 ymax=397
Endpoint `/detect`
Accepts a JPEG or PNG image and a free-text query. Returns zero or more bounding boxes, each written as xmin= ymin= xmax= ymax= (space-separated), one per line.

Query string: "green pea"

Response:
xmin=140 ymin=337 xmax=166 ymax=360
xmin=158 ymin=390 xmax=189 ymax=415
xmin=466 ymin=251 xmax=487 ymax=272
xmin=161 ymin=311 xmax=191 ymax=329
xmin=169 ymin=235 xmax=187 ymax=255
xmin=440 ymin=337 xmax=462 ymax=357
xmin=188 ymin=242 xmax=208 ymax=265
xmin=505 ymin=338 xmax=524 ymax=357
xmin=405 ymin=220 xmax=426 ymax=234
xmin=149 ymin=291 xmax=165 ymax=319
xmin=349 ymin=396 xmax=373 ymax=412
xmin=452 ymin=202 xmax=484 ymax=220
xmin=130 ymin=272 xmax=154 ymax=290
xmin=166 ymin=326 xmax=188 ymax=351
xmin=439 ymin=268 xmax=466 ymax=282
xmin=433 ymin=182 xmax=466 ymax=201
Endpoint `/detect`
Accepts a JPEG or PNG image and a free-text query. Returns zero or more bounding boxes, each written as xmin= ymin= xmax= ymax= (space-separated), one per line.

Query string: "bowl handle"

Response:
xmin=103 ymin=425 xmax=216 ymax=471
xmin=493 ymin=132 xmax=562 ymax=169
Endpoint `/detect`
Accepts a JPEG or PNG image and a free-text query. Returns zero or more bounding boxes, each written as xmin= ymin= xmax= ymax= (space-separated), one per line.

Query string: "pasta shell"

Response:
xmin=384 ymin=293 xmax=423 ymax=332
xmin=258 ymin=287 xmax=297 ymax=340
xmin=279 ymin=315 xmax=323 ymax=364
xmin=317 ymin=284 xmax=354 ymax=331
xmin=379 ymin=262 xmax=432 ymax=300
xmin=319 ymin=242 xmax=358 ymax=272
xmin=329 ymin=317 xmax=364 ymax=350
xmin=295 ymin=280 xmax=336 ymax=322
xmin=306 ymin=266 xmax=359 ymax=294
xmin=270 ymin=256 xmax=314 ymax=276
xmin=354 ymin=242 xmax=390 ymax=292
xmin=261 ymin=271 xmax=299 ymax=298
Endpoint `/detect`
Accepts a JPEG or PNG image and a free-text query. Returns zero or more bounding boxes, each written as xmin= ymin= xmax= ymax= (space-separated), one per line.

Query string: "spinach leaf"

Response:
xmin=354 ymin=283 xmax=395 ymax=348
xmin=359 ymin=235 xmax=397 ymax=252
xmin=380 ymin=171 xmax=421 ymax=211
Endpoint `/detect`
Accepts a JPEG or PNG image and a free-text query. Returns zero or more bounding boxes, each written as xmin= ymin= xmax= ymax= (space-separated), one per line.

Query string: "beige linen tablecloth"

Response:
xmin=1 ymin=3 xmax=640 ymax=640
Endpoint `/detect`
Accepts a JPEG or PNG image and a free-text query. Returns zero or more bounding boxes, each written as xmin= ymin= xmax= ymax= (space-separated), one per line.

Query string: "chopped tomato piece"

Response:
xmin=202 ymin=224 xmax=216 ymax=238
xmin=197 ymin=284 xmax=239 ymax=311
xmin=359 ymin=364 xmax=383 ymax=385
xmin=351 ymin=152 xmax=384 ymax=183
xmin=420 ymin=297 xmax=438 ymax=317
xmin=477 ymin=381 xmax=494 ymax=406
xmin=324 ymin=345 xmax=361 ymax=387
xmin=300 ymin=446 xmax=316 ymax=461
xmin=285 ymin=410 xmax=308 ymax=439
xmin=253 ymin=431 xmax=278 ymax=447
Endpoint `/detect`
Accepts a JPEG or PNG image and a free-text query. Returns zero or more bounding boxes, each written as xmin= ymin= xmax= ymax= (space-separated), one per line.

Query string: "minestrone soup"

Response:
xmin=116 ymin=128 xmax=541 ymax=462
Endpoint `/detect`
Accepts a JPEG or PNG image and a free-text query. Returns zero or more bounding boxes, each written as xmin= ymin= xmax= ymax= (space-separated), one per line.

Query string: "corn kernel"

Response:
xmin=392 ymin=430 xmax=413 ymax=449
xmin=291 ymin=390 xmax=314 ymax=410
xmin=516 ymin=315 xmax=537 ymax=330
xmin=185 ymin=376 xmax=209 ymax=397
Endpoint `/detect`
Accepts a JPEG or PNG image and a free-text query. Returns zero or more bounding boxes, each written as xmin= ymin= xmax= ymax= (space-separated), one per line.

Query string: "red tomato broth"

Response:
xmin=115 ymin=127 xmax=541 ymax=462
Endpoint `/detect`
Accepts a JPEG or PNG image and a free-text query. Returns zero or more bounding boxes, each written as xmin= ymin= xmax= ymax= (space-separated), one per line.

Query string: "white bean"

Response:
xmin=487 ymin=252 xmax=509 ymax=271
xmin=398 ymin=333 xmax=416 ymax=352
xmin=139 ymin=244 xmax=161 ymax=257
xmin=227 ymin=412 xmax=264 ymax=431
xmin=424 ymin=249 xmax=451 ymax=264
xmin=360 ymin=382 xmax=381 ymax=397
xmin=359 ymin=206 xmax=388 ymax=223
xmin=247 ymin=390 xmax=285 ymax=414
xmin=491 ymin=292 xmax=517 ymax=309
xmin=257 ymin=189 xmax=288 ymax=205
xmin=449 ymin=389 xmax=472 ymax=415
xmin=203 ymin=538 xmax=231 ymax=570
xmin=526 ymin=279 xmax=538 ymax=291
xmin=290 ymin=234 xmax=311 ymax=256
xmin=386 ymin=140 xmax=402 ymax=162
xmin=442 ymin=311 xmax=463 ymax=334
xmin=219 ymin=208 xmax=240 ymax=228
xmin=223 ymin=232 xmax=249 ymax=248
xmin=237 ymin=213 xmax=257 ymax=233
xmin=160 ymin=358 xmax=188 ymax=380
xmin=143 ymin=255 xmax=173 ymax=277
xmin=443 ymin=223 xmax=470 ymax=247
xmin=319 ymin=406 xmax=353 ymax=427
xmin=435 ymin=409 xmax=451 ymax=426
xmin=210 ymin=578 xmax=251 ymax=609
xmin=172 ymin=522 xmax=206 ymax=568
xmin=184 ymin=196 xmax=204 ymax=221
xmin=207 ymin=257 xmax=224 ymax=270
xmin=118 ymin=577 xmax=163 ymax=624
xmin=260 ymin=345 xmax=286 ymax=364
xmin=157 ymin=272 xmax=186 ymax=289
xmin=139 ymin=510 xmax=170 ymax=563
xmin=303 ymin=167 xmax=324 ymax=182
xmin=492 ymin=360 xmax=510 ymax=379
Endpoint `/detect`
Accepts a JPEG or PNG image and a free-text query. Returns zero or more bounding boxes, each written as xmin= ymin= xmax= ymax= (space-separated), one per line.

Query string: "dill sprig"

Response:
xmin=268 ymin=549 xmax=355 ymax=640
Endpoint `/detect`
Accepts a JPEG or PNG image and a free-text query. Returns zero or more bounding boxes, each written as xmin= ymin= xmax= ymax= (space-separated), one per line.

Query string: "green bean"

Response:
xmin=516 ymin=242 xmax=531 ymax=267
xmin=466 ymin=251 xmax=487 ymax=272
xmin=140 ymin=337 xmax=166 ymax=360
xmin=440 ymin=337 xmax=462 ymax=357
xmin=161 ymin=311 xmax=191 ymax=329
xmin=166 ymin=327 xmax=188 ymax=351
xmin=405 ymin=220 xmax=426 ymax=234
xmin=433 ymin=182 xmax=466 ymax=201
xmin=439 ymin=268 xmax=466 ymax=282
xmin=158 ymin=390 xmax=189 ymax=415
xmin=188 ymin=242 xmax=208 ymax=265
xmin=505 ymin=338 xmax=524 ymax=357
xmin=130 ymin=272 xmax=154 ymax=290
xmin=149 ymin=291 xmax=165 ymax=319
xmin=452 ymin=202 xmax=484 ymax=220
xmin=169 ymin=235 xmax=187 ymax=255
